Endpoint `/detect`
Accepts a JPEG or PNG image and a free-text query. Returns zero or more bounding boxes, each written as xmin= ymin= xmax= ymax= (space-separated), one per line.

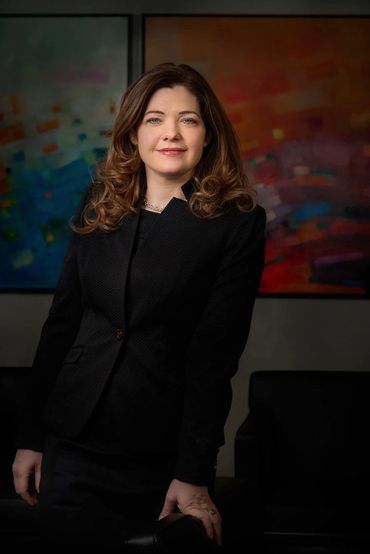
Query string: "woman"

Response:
xmin=12 ymin=62 xmax=266 ymax=550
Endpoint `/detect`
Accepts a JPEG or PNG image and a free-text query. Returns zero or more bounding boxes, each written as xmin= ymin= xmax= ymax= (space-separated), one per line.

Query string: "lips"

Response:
xmin=158 ymin=149 xmax=186 ymax=152
xmin=158 ymin=148 xmax=186 ymax=157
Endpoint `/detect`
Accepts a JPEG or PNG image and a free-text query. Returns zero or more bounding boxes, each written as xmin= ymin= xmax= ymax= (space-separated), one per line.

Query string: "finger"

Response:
xmin=14 ymin=472 xmax=37 ymax=506
xmin=20 ymin=490 xmax=38 ymax=506
xmin=14 ymin=478 xmax=36 ymax=505
xmin=35 ymin=466 xmax=42 ymax=494
xmin=211 ymin=516 xmax=222 ymax=546
xmin=185 ymin=508 xmax=214 ymax=542
xmin=13 ymin=473 xmax=27 ymax=497
xmin=159 ymin=497 xmax=177 ymax=519
xmin=199 ymin=514 xmax=214 ymax=542
xmin=187 ymin=505 xmax=222 ymax=545
xmin=207 ymin=506 xmax=222 ymax=545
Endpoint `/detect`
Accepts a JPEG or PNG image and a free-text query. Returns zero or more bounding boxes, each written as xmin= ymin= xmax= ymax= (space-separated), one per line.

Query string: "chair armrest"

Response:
xmin=234 ymin=413 xmax=259 ymax=481
xmin=213 ymin=477 xmax=264 ymax=549
xmin=123 ymin=512 xmax=219 ymax=552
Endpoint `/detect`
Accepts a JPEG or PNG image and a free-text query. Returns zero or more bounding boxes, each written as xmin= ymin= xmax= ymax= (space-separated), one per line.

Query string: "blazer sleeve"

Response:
xmin=15 ymin=186 xmax=90 ymax=452
xmin=173 ymin=204 xmax=266 ymax=486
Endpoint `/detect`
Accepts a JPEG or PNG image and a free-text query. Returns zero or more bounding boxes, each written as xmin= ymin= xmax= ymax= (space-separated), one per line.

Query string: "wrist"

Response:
xmin=173 ymin=478 xmax=208 ymax=490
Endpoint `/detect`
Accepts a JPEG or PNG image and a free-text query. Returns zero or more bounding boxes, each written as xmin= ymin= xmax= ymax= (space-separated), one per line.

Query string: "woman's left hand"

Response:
xmin=159 ymin=478 xmax=222 ymax=545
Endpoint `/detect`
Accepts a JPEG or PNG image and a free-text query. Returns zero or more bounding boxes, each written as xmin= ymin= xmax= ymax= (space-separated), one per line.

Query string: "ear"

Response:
xmin=129 ymin=129 xmax=138 ymax=145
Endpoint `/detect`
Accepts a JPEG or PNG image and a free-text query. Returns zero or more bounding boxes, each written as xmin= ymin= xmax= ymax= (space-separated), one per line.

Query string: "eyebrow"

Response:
xmin=144 ymin=110 xmax=201 ymax=117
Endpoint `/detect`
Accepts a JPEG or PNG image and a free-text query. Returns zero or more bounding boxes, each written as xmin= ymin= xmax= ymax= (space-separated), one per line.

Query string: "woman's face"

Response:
xmin=130 ymin=85 xmax=207 ymax=184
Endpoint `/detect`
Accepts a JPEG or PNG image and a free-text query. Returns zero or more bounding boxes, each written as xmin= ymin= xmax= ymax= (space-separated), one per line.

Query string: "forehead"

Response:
xmin=146 ymin=85 xmax=199 ymax=110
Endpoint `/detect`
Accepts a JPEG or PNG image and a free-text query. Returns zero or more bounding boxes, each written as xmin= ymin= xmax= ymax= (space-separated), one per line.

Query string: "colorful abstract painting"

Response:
xmin=0 ymin=16 xmax=129 ymax=290
xmin=145 ymin=16 xmax=370 ymax=296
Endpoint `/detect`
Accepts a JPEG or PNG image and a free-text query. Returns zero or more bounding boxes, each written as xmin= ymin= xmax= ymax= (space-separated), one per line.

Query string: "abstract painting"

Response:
xmin=145 ymin=16 xmax=370 ymax=296
xmin=0 ymin=15 xmax=129 ymax=290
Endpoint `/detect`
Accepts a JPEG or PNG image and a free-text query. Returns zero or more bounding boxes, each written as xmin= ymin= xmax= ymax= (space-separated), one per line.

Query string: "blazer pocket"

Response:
xmin=63 ymin=346 xmax=84 ymax=364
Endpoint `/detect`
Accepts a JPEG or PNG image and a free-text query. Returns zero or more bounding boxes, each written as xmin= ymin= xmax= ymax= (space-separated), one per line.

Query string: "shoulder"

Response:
xmin=248 ymin=204 xmax=266 ymax=231
xmin=226 ymin=203 xmax=266 ymax=237
xmin=235 ymin=203 xmax=265 ymax=221
xmin=225 ymin=204 xmax=266 ymax=257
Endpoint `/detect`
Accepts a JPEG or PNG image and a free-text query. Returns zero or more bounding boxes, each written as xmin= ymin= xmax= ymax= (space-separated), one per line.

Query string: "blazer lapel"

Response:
xmin=86 ymin=208 xmax=139 ymax=329
xmin=125 ymin=177 xmax=195 ymax=256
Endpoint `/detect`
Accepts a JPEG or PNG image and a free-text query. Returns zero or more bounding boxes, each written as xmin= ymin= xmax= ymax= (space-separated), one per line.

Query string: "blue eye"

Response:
xmin=145 ymin=117 xmax=198 ymax=126
xmin=182 ymin=118 xmax=197 ymax=124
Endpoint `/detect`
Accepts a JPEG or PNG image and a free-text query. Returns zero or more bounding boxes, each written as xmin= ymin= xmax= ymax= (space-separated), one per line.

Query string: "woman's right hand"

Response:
xmin=12 ymin=449 xmax=43 ymax=506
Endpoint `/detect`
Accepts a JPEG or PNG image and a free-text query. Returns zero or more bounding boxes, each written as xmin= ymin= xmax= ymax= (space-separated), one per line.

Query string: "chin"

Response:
xmin=156 ymin=166 xmax=193 ymax=177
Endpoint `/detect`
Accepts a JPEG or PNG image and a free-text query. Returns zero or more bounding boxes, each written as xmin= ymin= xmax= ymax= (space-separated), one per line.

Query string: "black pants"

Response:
xmin=38 ymin=432 xmax=179 ymax=550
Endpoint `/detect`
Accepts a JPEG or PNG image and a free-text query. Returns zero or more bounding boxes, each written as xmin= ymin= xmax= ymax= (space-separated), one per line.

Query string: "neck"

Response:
xmin=143 ymin=174 xmax=190 ymax=206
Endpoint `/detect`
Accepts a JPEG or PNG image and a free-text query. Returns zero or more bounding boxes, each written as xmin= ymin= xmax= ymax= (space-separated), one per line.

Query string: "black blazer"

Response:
xmin=17 ymin=179 xmax=266 ymax=485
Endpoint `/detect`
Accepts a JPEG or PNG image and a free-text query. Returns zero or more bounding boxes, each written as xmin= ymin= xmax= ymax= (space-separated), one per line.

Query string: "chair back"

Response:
xmin=245 ymin=370 xmax=370 ymax=483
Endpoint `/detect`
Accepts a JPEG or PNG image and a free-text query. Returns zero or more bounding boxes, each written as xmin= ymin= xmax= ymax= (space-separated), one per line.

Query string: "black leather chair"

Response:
xmin=0 ymin=367 xmax=219 ymax=552
xmin=124 ymin=512 xmax=218 ymax=553
xmin=234 ymin=370 xmax=370 ymax=554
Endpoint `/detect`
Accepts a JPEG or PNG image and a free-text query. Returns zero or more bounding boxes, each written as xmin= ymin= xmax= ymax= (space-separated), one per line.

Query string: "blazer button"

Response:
xmin=115 ymin=328 xmax=124 ymax=340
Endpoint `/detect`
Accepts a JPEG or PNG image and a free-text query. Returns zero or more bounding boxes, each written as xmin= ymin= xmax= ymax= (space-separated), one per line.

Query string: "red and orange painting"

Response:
xmin=145 ymin=16 xmax=370 ymax=296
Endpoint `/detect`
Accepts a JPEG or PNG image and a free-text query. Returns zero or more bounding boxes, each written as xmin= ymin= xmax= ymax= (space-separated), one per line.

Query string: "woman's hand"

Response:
xmin=12 ymin=449 xmax=43 ymax=506
xmin=159 ymin=478 xmax=222 ymax=545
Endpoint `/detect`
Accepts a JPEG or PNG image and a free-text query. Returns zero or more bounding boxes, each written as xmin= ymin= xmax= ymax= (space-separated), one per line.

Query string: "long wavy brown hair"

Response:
xmin=73 ymin=62 xmax=256 ymax=234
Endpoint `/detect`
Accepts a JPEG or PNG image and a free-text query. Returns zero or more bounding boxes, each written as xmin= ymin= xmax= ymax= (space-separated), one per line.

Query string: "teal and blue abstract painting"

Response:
xmin=0 ymin=16 xmax=129 ymax=289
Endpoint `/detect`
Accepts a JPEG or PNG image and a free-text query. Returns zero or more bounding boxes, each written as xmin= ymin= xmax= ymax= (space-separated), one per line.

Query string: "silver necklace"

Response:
xmin=143 ymin=196 xmax=164 ymax=213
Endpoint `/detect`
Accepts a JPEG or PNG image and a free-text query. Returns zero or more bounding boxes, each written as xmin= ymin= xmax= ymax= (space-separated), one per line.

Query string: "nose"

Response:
xmin=162 ymin=121 xmax=181 ymax=140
